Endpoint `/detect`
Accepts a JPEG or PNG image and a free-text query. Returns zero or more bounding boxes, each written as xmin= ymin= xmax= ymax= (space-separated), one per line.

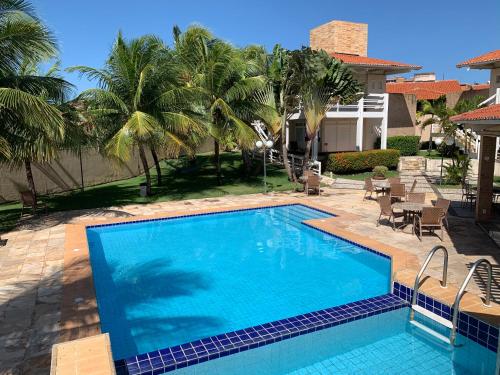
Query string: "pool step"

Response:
xmin=409 ymin=320 xmax=451 ymax=344
xmin=412 ymin=305 xmax=453 ymax=329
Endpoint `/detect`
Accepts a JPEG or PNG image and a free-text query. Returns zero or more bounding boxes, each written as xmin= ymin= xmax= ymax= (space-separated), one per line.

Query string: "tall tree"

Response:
xmin=297 ymin=50 xmax=359 ymax=171
xmin=0 ymin=0 xmax=72 ymax=201
xmin=3 ymin=61 xmax=72 ymax=199
xmin=70 ymin=33 xmax=201 ymax=195
xmin=172 ymin=26 xmax=264 ymax=184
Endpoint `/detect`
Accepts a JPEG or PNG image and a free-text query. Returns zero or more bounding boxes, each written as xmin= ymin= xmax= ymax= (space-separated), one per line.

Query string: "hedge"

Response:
xmin=387 ymin=136 xmax=420 ymax=156
xmin=326 ymin=149 xmax=400 ymax=174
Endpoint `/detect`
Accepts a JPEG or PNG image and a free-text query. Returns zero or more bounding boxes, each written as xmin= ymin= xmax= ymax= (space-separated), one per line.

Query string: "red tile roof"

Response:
xmin=331 ymin=53 xmax=421 ymax=70
xmin=386 ymin=80 xmax=462 ymax=100
xmin=457 ymin=50 xmax=500 ymax=68
xmin=460 ymin=83 xmax=490 ymax=91
xmin=451 ymin=104 xmax=500 ymax=122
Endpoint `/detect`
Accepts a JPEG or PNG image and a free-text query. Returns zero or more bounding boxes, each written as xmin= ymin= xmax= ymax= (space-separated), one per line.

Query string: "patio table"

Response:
xmin=373 ymin=180 xmax=391 ymax=195
xmin=392 ymin=202 xmax=428 ymax=233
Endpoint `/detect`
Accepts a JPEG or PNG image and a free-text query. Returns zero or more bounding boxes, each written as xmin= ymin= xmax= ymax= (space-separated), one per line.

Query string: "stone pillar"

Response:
xmin=476 ymin=135 xmax=496 ymax=222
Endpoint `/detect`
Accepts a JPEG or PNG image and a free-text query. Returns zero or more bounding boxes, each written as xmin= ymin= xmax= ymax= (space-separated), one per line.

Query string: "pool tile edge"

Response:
xmin=115 ymin=294 xmax=408 ymax=375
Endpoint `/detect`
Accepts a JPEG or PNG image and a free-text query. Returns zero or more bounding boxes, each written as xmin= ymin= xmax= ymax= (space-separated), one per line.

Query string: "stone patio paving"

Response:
xmin=0 ymin=187 xmax=499 ymax=374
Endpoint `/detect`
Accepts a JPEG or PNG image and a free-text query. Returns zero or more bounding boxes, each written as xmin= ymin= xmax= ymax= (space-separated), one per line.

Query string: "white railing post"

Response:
xmin=380 ymin=93 xmax=389 ymax=150
xmin=496 ymin=88 xmax=500 ymax=104
xmin=356 ymin=98 xmax=364 ymax=151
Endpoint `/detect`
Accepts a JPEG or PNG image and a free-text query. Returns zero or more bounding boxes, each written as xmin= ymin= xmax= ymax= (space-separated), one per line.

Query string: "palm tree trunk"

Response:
xmin=138 ymin=144 xmax=152 ymax=195
xmin=281 ymin=112 xmax=295 ymax=182
xmin=24 ymin=159 xmax=37 ymax=204
xmin=214 ymin=139 xmax=222 ymax=185
xmin=150 ymin=147 xmax=162 ymax=186
xmin=303 ymin=138 xmax=313 ymax=174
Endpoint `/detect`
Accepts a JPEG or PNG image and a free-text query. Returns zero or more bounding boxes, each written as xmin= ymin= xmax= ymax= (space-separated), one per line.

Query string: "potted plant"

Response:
xmin=372 ymin=166 xmax=388 ymax=180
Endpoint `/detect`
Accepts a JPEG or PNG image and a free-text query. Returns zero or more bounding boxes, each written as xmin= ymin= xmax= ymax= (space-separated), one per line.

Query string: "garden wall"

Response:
xmin=0 ymin=148 xmax=151 ymax=202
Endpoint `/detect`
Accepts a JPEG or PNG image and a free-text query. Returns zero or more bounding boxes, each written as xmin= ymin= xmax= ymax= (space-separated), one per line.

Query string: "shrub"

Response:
xmin=386 ymin=136 xmax=420 ymax=156
xmin=326 ymin=149 xmax=400 ymax=174
xmin=372 ymin=165 xmax=389 ymax=178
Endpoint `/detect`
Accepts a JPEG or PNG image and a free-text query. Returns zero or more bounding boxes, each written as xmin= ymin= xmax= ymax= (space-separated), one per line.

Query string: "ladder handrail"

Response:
xmin=411 ymin=246 xmax=449 ymax=306
xmin=450 ymin=258 xmax=492 ymax=344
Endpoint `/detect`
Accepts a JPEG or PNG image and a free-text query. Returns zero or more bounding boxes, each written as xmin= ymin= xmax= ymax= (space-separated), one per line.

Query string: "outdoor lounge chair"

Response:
xmin=434 ymin=198 xmax=451 ymax=229
xmin=20 ymin=191 xmax=47 ymax=217
xmin=407 ymin=192 xmax=425 ymax=204
xmin=363 ymin=177 xmax=383 ymax=200
xmin=305 ymin=175 xmax=321 ymax=195
xmin=390 ymin=183 xmax=406 ymax=202
xmin=414 ymin=206 xmax=444 ymax=241
xmin=377 ymin=195 xmax=405 ymax=230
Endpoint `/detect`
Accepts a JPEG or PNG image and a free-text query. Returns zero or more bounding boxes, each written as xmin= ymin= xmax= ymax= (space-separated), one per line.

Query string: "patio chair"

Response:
xmin=363 ymin=177 xmax=383 ymax=200
xmin=414 ymin=206 xmax=444 ymax=241
xmin=299 ymin=169 xmax=315 ymax=191
xmin=388 ymin=177 xmax=401 ymax=184
xmin=305 ymin=175 xmax=321 ymax=196
xmin=376 ymin=195 xmax=405 ymax=230
xmin=434 ymin=198 xmax=451 ymax=229
xmin=407 ymin=192 xmax=425 ymax=204
xmin=20 ymin=191 xmax=47 ymax=217
xmin=461 ymin=182 xmax=476 ymax=208
xmin=390 ymin=183 xmax=406 ymax=202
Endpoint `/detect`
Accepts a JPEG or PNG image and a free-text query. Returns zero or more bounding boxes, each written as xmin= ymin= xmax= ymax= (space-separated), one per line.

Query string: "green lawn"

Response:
xmin=331 ymin=170 xmax=399 ymax=181
xmin=0 ymin=152 xmax=295 ymax=233
xmin=418 ymin=150 xmax=443 ymax=159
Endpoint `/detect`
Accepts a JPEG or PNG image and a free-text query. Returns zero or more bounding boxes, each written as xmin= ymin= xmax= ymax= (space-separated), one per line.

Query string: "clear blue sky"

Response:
xmin=33 ymin=0 xmax=500 ymax=95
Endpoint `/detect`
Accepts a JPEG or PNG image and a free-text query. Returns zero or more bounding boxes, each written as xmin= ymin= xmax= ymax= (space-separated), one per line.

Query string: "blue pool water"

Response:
xmin=171 ymin=308 xmax=497 ymax=375
xmin=86 ymin=205 xmax=391 ymax=359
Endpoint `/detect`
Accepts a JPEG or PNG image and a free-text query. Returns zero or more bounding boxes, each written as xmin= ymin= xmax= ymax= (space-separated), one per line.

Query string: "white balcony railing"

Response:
xmin=330 ymin=93 xmax=387 ymax=114
xmin=478 ymin=88 xmax=500 ymax=107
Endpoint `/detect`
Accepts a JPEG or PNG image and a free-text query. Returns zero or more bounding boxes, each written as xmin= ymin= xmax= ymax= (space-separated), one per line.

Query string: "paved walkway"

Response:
xmin=0 ymin=188 xmax=499 ymax=374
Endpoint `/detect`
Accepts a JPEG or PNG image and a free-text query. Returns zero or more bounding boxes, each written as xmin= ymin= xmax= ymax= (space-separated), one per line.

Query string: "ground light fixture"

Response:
xmin=256 ymin=139 xmax=274 ymax=193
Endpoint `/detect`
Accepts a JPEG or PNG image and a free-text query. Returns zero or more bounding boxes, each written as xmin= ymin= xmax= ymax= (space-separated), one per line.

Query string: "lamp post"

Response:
xmin=256 ymin=139 xmax=274 ymax=193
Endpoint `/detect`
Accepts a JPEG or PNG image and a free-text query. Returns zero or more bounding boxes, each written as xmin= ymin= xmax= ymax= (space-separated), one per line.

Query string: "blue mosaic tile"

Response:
xmin=393 ymin=281 xmax=499 ymax=352
xmin=118 ymin=293 xmax=407 ymax=374
xmin=87 ymin=203 xmax=336 ymax=229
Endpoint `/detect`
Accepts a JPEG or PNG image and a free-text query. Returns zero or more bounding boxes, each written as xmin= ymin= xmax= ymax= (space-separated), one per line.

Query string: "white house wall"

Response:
xmin=320 ymin=118 xmax=357 ymax=152
xmin=353 ymin=72 xmax=386 ymax=94
xmin=363 ymin=118 xmax=382 ymax=150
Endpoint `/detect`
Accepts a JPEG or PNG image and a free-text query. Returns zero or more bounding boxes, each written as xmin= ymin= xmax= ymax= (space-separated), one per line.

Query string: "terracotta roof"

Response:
xmin=451 ymin=104 xmax=500 ymax=122
xmin=386 ymin=80 xmax=462 ymax=100
xmin=460 ymin=83 xmax=490 ymax=91
xmin=457 ymin=50 xmax=500 ymax=68
xmin=331 ymin=53 xmax=421 ymax=70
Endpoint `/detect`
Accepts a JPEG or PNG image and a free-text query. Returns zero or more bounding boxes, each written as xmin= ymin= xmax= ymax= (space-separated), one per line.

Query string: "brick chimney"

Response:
xmin=310 ymin=20 xmax=368 ymax=57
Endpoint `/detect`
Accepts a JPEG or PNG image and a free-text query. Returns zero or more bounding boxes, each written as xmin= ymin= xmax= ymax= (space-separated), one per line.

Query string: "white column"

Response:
xmin=380 ymin=93 xmax=389 ymax=149
xmin=496 ymin=88 xmax=500 ymax=104
xmin=312 ymin=129 xmax=319 ymax=161
xmin=356 ymin=98 xmax=364 ymax=151
xmin=285 ymin=121 xmax=290 ymax=149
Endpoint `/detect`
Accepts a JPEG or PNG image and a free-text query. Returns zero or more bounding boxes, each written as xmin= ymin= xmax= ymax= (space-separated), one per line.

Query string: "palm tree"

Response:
xmin=0 ymin=0 xmax=73 ymax=200
xmin=70 ymin=33 xmax=200 ymax=195
xmin=299 ymin=51 xmax=359 ymax=171
xmin=2 ymin=60 xmax=72 ymax=200
xmin=0 ymin=0 xmax=65 ymax=161
xmin=172 ymin=26 xmax=265 ymax=184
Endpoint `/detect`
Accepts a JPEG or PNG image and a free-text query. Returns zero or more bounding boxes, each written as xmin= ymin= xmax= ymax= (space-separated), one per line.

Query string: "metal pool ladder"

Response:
xmin=409 ymin=246 xmax=493 ymax=345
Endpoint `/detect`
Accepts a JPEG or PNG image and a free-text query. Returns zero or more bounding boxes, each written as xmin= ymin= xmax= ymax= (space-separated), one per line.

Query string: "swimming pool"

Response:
xmin=168 ymin=307 xmax=497 ymax=374
xmin=86 ymin=204 xmax=391 ymax=360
